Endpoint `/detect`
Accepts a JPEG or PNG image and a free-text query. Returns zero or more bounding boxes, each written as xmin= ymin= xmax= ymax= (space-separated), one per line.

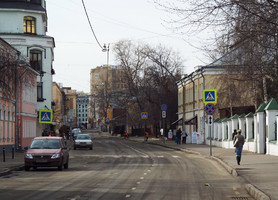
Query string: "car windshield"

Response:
xmin=76 ymin=135 xmax=90 ymax=140
xmin=30 ymin=139 xmax=61 ymax=149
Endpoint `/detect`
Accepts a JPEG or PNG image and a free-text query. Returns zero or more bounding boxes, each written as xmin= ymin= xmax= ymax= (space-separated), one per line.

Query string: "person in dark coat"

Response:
xmin=233 ymin=129 xmax=245 ymax=165
xmin=232 ymin=129 xmax=237 ymax=140
xmin=176 ymin=128 xmax=182 ymax=144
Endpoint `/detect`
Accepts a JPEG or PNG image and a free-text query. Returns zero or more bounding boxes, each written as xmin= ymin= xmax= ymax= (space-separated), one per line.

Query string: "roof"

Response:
xmin=221 ymin=117 xmax=229 ymax=122
xmin=264 ymin=98 xmax=278 ymax=111
xmin=230 ymin=114 xmax=239 ymax=120
xmin=256 ymin=102 xmax=267 ymax=113
xmin=33 ymin=137 xmax=62 ymax=140
xmin=0 ymin=2 xmax=45 ymax=12
xmin=245 ymin=112 xmax=254 ymax=117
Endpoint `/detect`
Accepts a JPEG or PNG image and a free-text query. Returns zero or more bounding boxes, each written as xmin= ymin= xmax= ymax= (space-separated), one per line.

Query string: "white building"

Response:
xmin=76 ymin=96 xmax=89 ymax=128
xmin=0 ymin=0 xmax=55 ymax=135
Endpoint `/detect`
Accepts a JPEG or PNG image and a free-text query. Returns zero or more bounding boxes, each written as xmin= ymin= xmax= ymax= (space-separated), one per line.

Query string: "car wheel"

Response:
xmin=24 ymin=166 xmax=30 ymax=171
xmin=90 ymin=146 xmax=93 ymax=150
xmin=33 ymin=166 xmax=37 ymax=170
xmin=74 ymin=145 xmax=76 ymax=150
xmin=64 ymin=157 xmax=69 ymax=169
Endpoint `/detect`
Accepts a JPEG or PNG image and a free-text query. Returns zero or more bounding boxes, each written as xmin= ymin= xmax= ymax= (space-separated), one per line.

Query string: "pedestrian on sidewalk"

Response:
xmin=182 ymin=130 xmax=188 ymax=144
xmin=176 ymin=128 xmax=181 ymax=144
xmin=232 ymin=129 xmax=237 ymax=140
xmin=145 ymin=131 xmax=149 ymax=141
xmin=124 ymin=131 xmax=128 ymax=139
xmin=233 ymin=129 xmax=245 ymax=165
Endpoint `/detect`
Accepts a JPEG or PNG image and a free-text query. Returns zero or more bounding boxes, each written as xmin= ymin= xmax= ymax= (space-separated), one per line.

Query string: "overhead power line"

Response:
xmin=81 ymin=0 xmax=103 ymax=50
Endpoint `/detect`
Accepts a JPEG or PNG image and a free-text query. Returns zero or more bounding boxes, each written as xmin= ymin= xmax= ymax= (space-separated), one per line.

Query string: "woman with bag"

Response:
xmin=233 ymin=129 xmax=245 ymax=165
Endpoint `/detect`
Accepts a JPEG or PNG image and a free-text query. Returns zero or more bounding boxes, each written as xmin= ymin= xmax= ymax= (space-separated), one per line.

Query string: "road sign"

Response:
xmin=162 ymin=111 xmax=166 ymax=118
xmin=39 ymin=110 xmax=53 ymax=124
xmin=203 ymin=89 xmax=217 ymax=104
xmin=161 ymin=104 xmax=167 ymax=111
xmin=205 ymin=103 xmax=215 ymax=115
xmin=208 ymin=115 xmax=213 ymax=126
xmin=141 ymin=112 xmax=148 ymax=119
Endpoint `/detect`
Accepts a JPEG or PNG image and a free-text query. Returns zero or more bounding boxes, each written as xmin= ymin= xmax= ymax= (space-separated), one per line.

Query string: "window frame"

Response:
xmin=30 ymin=50 xmax=42 ymax=73
xmin=24 ymin=16 xmax=36 ymax=34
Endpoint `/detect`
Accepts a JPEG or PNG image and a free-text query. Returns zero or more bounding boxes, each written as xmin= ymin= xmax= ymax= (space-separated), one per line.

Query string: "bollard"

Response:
xmin=3 ymin=147 xmax=5 ymax=162
xmin=12 ymin=147 xmax=14 ymax=159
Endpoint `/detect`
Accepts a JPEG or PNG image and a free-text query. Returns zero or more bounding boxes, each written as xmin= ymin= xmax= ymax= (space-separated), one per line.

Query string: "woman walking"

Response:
xmin=233 ymin=129 xmax=245 ymax=165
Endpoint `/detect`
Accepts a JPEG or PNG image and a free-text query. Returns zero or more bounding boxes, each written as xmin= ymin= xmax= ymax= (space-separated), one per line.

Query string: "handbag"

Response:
xmin=233 ymin=137 xmax=239 ymax=147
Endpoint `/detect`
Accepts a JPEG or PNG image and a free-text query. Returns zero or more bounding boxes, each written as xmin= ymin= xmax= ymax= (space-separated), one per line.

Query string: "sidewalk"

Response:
xmin=129 ymin=136 xmax=275 ymax=200
xmin=0 ymin=150 xmax=25 ymax=176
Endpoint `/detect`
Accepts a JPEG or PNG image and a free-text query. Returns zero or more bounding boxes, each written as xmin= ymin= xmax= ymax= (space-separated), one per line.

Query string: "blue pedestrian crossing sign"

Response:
xmin=141 ymin=112 xmax=148 ymax=119
xmin=39 ymin=110 xmax=53 ymax=124
xmin=203 ymin=89 xmax=217 ymax=104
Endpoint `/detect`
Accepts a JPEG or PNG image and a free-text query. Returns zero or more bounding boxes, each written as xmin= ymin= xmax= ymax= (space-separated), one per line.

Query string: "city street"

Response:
xmin=0 ymin=132 xmax=253 ymax=200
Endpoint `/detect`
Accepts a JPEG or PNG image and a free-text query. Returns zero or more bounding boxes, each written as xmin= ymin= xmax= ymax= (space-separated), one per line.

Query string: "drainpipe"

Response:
xmin=200 ymin=67 xmax=206 ymax=144
xmin=181 ymin=80 xmax=185 ymax=131
xmin=14 ymin=60 xmax=18 ymax=150
xmin=190 ymin=74 xmax=195 ymax=131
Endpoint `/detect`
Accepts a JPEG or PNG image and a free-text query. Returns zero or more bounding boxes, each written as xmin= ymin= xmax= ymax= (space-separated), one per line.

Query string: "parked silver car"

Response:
xmin=74 ymin=134 xmax=93 ymax=150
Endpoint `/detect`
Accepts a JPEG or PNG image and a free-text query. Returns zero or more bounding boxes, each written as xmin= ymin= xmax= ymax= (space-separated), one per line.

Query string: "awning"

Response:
xmin=184 ymin=115 xmax=197 ymax=125
xmin=171 ymin=118 xmax=183 ymax=125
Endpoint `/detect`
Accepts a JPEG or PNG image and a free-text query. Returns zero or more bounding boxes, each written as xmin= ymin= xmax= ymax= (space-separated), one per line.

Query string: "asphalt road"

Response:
xmin=0 ymin=133 xmax=253 ymax=200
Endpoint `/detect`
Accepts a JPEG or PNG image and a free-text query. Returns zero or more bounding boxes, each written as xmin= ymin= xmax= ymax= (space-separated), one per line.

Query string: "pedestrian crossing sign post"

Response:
xmin=141 ymin=112 xmax=148 ymax=119
xmin=39 ymin=110 xmax=53 ymax=124
xmin=203 ymin=89 xmax=217 ymax=104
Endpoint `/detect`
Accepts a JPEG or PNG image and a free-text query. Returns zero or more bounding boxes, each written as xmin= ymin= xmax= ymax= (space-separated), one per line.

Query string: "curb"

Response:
xmin=0 ymin=165 xmax=25 ymax=177
xmin=245 ymin=184 xmax=271 ymax=200
xmin=209 ymin=156 xmax=238 ymax=177
xmin=0 ymin=168 xmax=12 ymax=177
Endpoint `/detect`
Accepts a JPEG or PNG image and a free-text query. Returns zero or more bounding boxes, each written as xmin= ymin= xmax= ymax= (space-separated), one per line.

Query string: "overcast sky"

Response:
xmin=47 ymin=0 xmax=210 ymax=93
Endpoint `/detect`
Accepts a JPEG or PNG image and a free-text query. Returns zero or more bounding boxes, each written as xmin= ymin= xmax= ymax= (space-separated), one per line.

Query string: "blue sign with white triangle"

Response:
xmin=203 ymin=89 xmax=217 ymax=104
xmin=39 ymin=110 xmax=53 ymax=124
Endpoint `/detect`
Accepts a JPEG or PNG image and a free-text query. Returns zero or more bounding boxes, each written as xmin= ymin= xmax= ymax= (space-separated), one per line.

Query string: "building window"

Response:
xmin=37 ymin=82 xmax=43 ymax=101
xmin=24 ymin=16 xmax=36 ymax=34
xmin=94 ymin=74 xmax=99 ymax=79
xmin=30 ymin=50 xmax=42 ymax=72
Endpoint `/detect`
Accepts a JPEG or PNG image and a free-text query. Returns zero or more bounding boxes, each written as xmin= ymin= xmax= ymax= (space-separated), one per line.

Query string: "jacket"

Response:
xmin=233 ymin=134 xmax=245 ymax=147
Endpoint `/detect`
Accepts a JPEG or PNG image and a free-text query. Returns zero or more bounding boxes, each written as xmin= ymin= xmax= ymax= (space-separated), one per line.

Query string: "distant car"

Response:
xmin=71 ymin=128 xmax=81 ymax=139
xmin=74 ymin=134 xmax=93 ymax=150
xmin=24 ymin=137 xmax=69 ymax=171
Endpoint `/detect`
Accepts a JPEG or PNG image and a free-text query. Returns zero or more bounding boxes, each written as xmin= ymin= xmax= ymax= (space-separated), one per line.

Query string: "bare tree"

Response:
xmin=155 ymin=0 xmax=278 ymax=104
xmin=113 ymin=40 xmax=182 ymax=129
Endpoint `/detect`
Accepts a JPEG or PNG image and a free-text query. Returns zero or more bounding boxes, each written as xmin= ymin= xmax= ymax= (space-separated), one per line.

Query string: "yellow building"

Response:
xmin=177 ymin=65 xmax=256 ymax=136
xmin=90 ymin=65 xmax=128 ymax=125
xmin=52 ymin=82 xmax=65 ymax=134
xmin=62 ymin=87 xmax=77 ymax=127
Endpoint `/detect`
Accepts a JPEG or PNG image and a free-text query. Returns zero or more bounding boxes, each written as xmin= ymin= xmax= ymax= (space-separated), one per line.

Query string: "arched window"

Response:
xmin=24 ymin=16 xmax=36 ymax=34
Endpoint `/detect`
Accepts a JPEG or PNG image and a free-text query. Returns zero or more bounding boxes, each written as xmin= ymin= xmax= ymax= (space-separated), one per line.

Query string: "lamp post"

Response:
xmin=102 ymin=44 xmax=110 ymax=132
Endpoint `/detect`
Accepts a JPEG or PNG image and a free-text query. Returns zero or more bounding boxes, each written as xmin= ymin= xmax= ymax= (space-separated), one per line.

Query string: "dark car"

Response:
xmin=24 ymin=137 xmax=69 ymax=171
xmin=74 ymin=134 xmax=93 ymax=150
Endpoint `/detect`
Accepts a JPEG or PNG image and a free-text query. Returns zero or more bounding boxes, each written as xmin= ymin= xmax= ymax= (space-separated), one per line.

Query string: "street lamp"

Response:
xmin=102 ymin=43 xmax=110 ymax=67
xmin=102 ymin=43 xmax=110 ymax=132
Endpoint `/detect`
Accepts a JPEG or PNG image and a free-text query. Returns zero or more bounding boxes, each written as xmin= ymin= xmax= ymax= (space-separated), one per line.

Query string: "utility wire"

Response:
xmin=81 ymin=0 xmax=103 ymax=50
